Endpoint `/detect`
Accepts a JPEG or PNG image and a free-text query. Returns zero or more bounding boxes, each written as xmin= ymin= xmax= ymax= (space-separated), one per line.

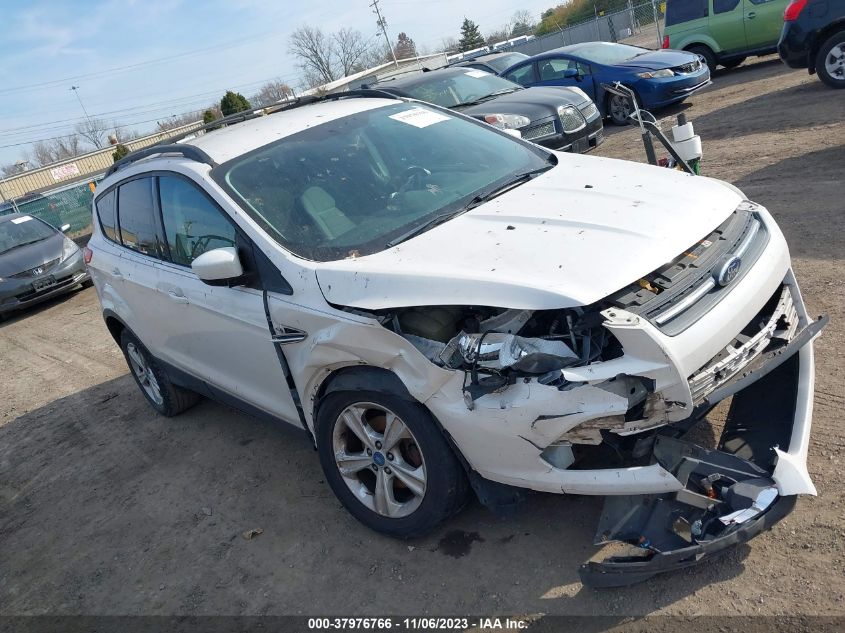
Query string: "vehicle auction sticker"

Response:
xmin=464 ymin=69 xmax=490 ymax=78
xmin=389 ymin=107 xmax=451 ymax=128
xmin=11 ymin=215 xmax=33 ymax=224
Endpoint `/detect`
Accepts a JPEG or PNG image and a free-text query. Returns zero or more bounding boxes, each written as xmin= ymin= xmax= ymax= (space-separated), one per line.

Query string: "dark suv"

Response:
xmin=779 ymin=0 xmax=845 ymax=87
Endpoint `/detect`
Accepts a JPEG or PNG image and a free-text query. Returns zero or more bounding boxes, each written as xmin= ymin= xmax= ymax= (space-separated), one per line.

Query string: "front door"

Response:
xmin=153 ymin=173 xmax=300 ymax=424
xmin=535 ymin=57 xmax=597 ymax=101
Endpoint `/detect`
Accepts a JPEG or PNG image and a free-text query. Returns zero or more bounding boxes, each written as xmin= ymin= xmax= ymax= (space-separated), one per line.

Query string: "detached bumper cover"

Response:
xmin=579 ymin=310 xmax=825 ymax=587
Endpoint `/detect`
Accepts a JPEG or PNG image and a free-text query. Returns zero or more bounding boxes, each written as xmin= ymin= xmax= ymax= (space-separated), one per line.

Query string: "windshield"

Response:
xmin=0 ymin=216 xmax=56 ymax=254
xmin=397 ymin=71 xmax=521 ymax=108
xmin=485 ymin=53 xmax=529 ymax=74
xmin=216 ymin=102 xmax=551 ymax=262
xmin=573 ymin=43 xmax=649 ymax=65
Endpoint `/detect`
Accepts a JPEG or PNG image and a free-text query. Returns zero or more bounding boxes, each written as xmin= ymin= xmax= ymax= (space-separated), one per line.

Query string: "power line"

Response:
xmin=370 ymin=0 xmax=398 ymax=66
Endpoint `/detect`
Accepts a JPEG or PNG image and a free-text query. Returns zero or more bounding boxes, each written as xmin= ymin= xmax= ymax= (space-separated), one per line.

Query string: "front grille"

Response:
xmin=580 ymin=102 xmax=599 ymax=120
xmin=10 ymin=257 xmax=60 ymax=278
xmin=559 ymin=106 xmax=587 ymax=133
xmin=607 ymin=202 xmax=770 ymax=335
xmin=523 ymin=121 xmax=555 ymax=140
xmin=688 ymin=283 xmax=799 ymax=404
xmin=673 ymin=59 xmax=701 ymax=74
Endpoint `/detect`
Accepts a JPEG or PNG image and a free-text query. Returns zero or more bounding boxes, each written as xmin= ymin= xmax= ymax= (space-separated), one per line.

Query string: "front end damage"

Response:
xmin=356 ymin=205 xmax=828 ymax=586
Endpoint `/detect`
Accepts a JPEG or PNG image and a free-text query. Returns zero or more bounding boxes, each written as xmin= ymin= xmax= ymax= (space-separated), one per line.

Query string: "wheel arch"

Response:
xmin=681 ymin=38 xmax=721 ymax=56
xmin=810 ymin=20 xmax=845 ymax=73
xmin=102 ymin=309 xmax=128 ymax=345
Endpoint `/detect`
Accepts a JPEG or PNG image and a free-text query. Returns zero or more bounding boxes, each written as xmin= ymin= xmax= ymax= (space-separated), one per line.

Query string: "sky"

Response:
xmin=0 ymin=0 xmax=559 ymax=167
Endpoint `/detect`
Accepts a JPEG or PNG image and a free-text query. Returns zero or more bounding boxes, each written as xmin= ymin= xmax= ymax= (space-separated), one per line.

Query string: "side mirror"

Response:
xmin=563 ymin=68 xmax=579 ymax=79
xmin=60 ymin=223 xmax=71 ymax=233
xmin=503 ymin=128 xmax=523 ymax=139
xmin=191 ymin=247 xmax=243 ymax=285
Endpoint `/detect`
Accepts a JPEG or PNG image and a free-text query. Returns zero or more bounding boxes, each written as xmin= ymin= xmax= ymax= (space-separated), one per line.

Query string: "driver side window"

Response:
xmin=158 ymin=175 xmax=236 ymax=267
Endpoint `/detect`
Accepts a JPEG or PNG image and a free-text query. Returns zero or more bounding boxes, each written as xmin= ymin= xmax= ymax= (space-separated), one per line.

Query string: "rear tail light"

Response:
xmin=784 ymin=0 xmax=808 ymax=20
xmin=662 ymin=35 xmax=670 ymax=49
xmin=83 ymin=246 xmax=93 ymax=264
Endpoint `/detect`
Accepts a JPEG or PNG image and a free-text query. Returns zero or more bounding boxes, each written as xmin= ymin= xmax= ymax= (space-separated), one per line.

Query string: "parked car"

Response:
xmin=779 ymin=0 xmax=845 ymax=87
xmin=86 ymin=92 xmax=825 ymax=585
xmin=663 ymin=0 xmax=790 ymax=71
xmin=500 ymin=42 xmax=711 ymax=125
xmin=449 ymin=51 xmax=531 ymax=75
xmin=0 ymin=213 xmax=90 ymax=319
xmin=368 ymin=67 xmax=603 ymax=152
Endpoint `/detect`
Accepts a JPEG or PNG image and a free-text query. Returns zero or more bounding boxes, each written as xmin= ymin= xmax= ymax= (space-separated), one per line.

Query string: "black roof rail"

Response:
xmin=105 ymin=144 xmax=217 ymax=177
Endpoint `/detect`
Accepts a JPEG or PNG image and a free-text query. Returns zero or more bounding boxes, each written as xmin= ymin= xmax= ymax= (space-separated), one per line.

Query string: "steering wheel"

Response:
xmin=190 ymin=234 xmax=236 ymax=260
xmin=392 ymin=165 xmax=431 ymax=196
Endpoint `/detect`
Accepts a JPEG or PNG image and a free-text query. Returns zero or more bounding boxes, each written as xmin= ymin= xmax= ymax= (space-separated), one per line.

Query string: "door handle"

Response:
xmin=166 ymin=289 xmax=189 ymax=304
xmin=747 ymin=11 xmax=756 ymax=17
xmin=111 ymin=268 xmax=123 ymax=279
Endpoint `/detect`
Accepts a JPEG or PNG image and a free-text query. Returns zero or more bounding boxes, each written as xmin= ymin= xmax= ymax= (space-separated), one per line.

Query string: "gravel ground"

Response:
xmin=1 ymin=55 xmax=843 ymax=619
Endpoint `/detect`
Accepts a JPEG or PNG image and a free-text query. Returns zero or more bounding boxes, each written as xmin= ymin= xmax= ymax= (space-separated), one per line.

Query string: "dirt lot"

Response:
xmin=1 ymin=56 xmax=844 ymax=619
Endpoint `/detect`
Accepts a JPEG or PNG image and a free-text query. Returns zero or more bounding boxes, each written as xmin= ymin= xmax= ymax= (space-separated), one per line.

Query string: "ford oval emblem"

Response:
xmin=716 ymin=256 xmax=742 ymax=287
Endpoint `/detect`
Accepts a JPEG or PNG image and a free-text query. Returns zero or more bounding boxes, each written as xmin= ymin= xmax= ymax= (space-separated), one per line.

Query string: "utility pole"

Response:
xmin=370 ymin=0 xmax=398 ymax=67
xmin=70 ymin=85 xmax=102 ymax=149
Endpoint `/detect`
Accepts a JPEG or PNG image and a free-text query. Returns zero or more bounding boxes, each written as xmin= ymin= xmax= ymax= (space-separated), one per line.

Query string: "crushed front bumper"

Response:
xmin=579 ymin=313 xmax=826 ymax=587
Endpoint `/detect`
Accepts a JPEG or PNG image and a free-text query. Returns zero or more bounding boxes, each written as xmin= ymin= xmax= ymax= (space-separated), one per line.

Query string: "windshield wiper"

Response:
xmin=385 ymin=166 xmax=553 ymax=248
xmin=386 ymin=210 xmax=465 ymax=248
xmin=464 ymin=166 xmax=553 ymax=211
xmin=454 ymin=88 xmax=518 ymax=107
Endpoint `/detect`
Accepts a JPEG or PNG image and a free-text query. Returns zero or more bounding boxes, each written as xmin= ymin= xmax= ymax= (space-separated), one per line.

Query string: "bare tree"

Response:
xmin=1 ymin=161 xmax=28 ymax=178
xmin=30 ymin=135 xmax=82 ymax=166
xmin=290 ymin=26 xmax=338 ymax=86
xmin=440 ymin=36 xmax=459 ymax=53
xmin=485 ymin=28 xmax=511 ymax=46
xmin=156 ymin=111 xmax=203 ymax=132
xmin=74 ymin=117 xmax=109 ymax=150
xmin=334 ymin=28 xmax=374 ymax=76
xmin=511 ymin=10 xmax=537 ymax=37
xmin=252 ymin=80 xmax=295 ymax=107
xmin=289 ymin=25 xmax=377 ymax=88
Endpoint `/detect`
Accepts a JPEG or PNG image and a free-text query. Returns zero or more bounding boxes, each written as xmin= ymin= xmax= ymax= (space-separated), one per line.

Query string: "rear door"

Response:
xmin=710 ymin=0 xmax=748 ymax=53
xmin=743 ymin=0 xmax=788 ymax=49
xmin=501 ymin=61 xmax=539 ymax=87
xmin=114 ymin=176 xmax=170 ymax=354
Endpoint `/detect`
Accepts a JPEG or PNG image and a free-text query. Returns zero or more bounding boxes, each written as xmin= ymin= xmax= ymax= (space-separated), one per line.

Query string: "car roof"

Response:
xmin=183 ymin=97 xmax=396 ymax=165
xmin=373 ymin=66 xmax=487 ymax=90
xmin=0 ymin=212 xmax=45 ymax=225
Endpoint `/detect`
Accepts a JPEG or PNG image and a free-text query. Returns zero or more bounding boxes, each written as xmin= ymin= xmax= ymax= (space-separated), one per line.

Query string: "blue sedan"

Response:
xmin=500 ymin=42 xmax=711 ymax=125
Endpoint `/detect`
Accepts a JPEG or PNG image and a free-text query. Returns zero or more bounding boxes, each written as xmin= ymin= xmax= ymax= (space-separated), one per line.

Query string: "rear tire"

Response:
xmin=720 ymin=56 xmax=745 ymax=69
xmin=119 ymin=329 xmax=200 ymax=416
xmin=316 ymin=390 xmax=469 ymax=538
xmin=816 ymin=30 xmax=845 ymax=88
xmin=687 ymin=45 xmax=717 ymax=74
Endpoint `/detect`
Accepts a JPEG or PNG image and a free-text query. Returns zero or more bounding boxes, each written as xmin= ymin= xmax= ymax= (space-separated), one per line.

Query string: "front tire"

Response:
xmin=316 ymin=390 xmax=468 ymax=538
xmin=816 ymin=30 xmax=845 ymax=88
xmin=606 ymin=90 xmax=638 ymax=126
xmin=120 ymin=329 xmax=200 ymax=416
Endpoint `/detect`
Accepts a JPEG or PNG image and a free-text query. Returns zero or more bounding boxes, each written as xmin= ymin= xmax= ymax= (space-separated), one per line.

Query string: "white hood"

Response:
xmin=316 ymin=153 xmax=743 ymax=310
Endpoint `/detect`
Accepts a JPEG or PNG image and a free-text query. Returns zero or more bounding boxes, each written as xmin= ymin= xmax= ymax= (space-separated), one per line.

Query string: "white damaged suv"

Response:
xmin=86 ymin=92 xmax=826 ymax=586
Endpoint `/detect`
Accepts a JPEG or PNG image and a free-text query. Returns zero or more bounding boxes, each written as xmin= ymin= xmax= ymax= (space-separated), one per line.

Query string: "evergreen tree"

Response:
xmin=394 ymin=32 xmax=418 ymax=60
xmin=220 ymin=91 xmax=252 ymax=117
xmin=458 ymin=18 xmax=485 ymax=52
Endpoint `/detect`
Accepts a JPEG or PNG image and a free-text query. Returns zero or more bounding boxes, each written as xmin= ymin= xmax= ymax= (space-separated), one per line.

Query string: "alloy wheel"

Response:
xmin=332 ymin=402 xmax=427 ymax=518
xmin=824 ymin=43 xmax=845 ymax=82
xmin=126 ymin=342 xmax=164 ymax=406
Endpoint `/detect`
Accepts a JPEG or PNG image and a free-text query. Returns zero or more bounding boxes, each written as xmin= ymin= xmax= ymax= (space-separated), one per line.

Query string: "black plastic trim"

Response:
xmin=106 ymin=144 xmax=218 ymax=177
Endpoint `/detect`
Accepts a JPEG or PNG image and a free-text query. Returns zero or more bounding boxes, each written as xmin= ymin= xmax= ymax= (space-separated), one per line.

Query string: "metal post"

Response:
xmin=652 ymin=0 xmax=662 ymax=48
xmin=594 ymin=4 xmax=601 ymax=40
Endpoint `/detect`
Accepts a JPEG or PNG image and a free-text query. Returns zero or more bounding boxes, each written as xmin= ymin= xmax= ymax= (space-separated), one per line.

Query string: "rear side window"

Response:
xmin=158 ymin=175 xmax=237 ymax=266
xmin=665 ymin=0 xmax=709 ymax=25
xmin=713 ymin=0 xmax=740 ymax=12
xmin=118 ymin=178 xmax=164 ymax=259
xmin=502 ymin=63 xmax=536 ymax=86
xmin=95 ymin=190 xmax=118 ymax=242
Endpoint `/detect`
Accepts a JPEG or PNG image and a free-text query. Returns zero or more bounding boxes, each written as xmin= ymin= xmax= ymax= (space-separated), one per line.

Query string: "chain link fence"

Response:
xmin=0 ymin=178 xmax=97 ymax=238
xmin=508 ymin=1 xmax=665 ymax=57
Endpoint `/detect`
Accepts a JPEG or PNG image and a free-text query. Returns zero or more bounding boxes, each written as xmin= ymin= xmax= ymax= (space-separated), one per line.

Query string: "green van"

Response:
xmin=662 ymin=0 xmax=789 ymax=71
